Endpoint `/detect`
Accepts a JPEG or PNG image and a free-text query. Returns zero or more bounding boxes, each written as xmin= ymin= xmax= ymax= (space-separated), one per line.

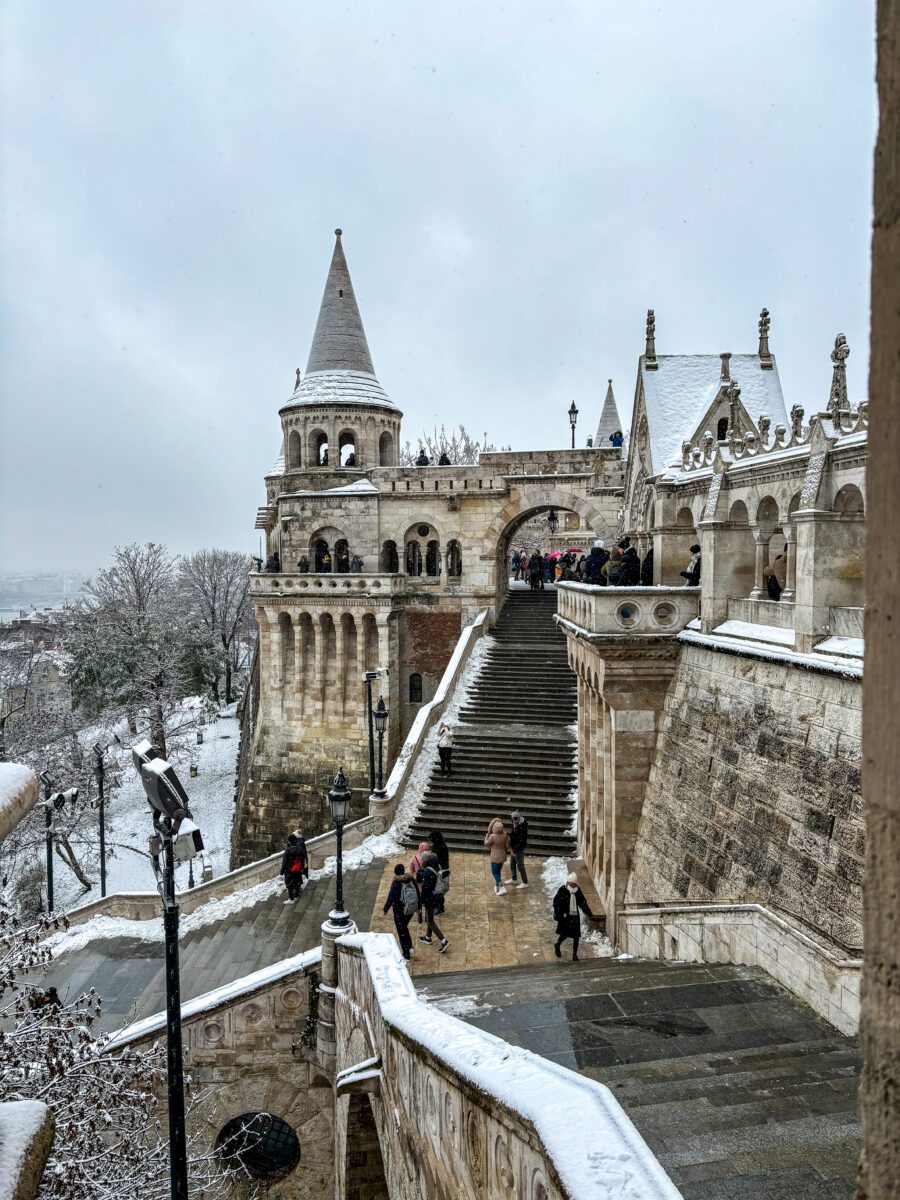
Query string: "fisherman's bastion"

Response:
xmin=7 ymin=16 xmax=900 ymax=1194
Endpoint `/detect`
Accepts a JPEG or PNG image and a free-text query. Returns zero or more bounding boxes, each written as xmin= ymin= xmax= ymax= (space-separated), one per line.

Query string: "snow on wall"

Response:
xmin=0 ymin=762 xmax=38 ymax=842
xmin=339 ymin=932 xmax=681 ymax=1200
xmin=0 ymin=1099 xmax=52 ymax=1198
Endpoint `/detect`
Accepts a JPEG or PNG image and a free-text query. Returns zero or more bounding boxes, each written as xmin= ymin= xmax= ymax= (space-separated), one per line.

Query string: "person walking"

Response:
xmin=512 ymin=550 xmax=522 ymax=582
xmin=437 ymin=721 xmax=454 ymax=776
xmin=429 ymin=829 xmax=450 ymax=915
xmin=680 ymin=543 xmax=702 ymax=586
xmin=409 ymin=841 xmax=431 ymax=879
xmin=279 ymin=833 xmax=306 ymax=904
xmin=552 ymin=872 xmax=596 ymax=961
xmin=383 ymin=864 xmax=420 ymax=960
xmin=508 ymin=811 xmax=529 ymax=888
xmin=484 ymin=818 xmax=512 ymax=896
xmin=528 ymin=551 xmax=544 ymax=591
xmin=416 ymin=850 xmax=449 ymax=953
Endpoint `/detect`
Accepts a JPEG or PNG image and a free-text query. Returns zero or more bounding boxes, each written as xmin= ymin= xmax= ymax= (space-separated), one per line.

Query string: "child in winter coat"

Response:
xmin=552 ymin=872 xmax=596 ymax=960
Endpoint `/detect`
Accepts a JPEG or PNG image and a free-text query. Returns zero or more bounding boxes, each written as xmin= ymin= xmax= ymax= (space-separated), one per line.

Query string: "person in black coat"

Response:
xmin=640 ymin=547 xmax=654 ymax=586
xmin=428 ymin=829 xmax=450 ymax=914
xmin=680 ymin=544 xmax=702 ymax=586
xmin=416 ymin=851 xmax=449 ymax=953
xmin=508 ymin=811 xmax=529 ymax=887
xmin=552 ymin=872 xmax=596 ymax=960
xmin=382 ymin=864 xmax=420 ymax=960
xmin=280 ymin=833 xmax=307 ymax=903
xmin=619 ymin=545 xmax=641 ymax=585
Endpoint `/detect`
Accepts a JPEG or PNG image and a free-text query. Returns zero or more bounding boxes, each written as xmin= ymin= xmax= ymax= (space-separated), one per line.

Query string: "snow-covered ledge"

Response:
xmin=618 ymin=903 xmax=862 ymax=1036
xmin=369 ymin=609 xmax=488 ymax=832
xmin=0 ymin=763 xmax=38 ymax=843
xmin=0 ymin=1099 xmax=55 ymax=1200
xmin=335 ymin=933 xmax=682 ymax=1200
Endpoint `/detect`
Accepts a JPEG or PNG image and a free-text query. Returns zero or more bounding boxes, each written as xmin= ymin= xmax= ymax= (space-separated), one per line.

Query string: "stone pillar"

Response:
xmin=859 ymin=4 xmax=900 ymax=1190
xmin=313 ymin=612 xmax=326 ymax=721
xmin=316 ymin=913 xmax=357 ymax=1077
xmin=781 ymin=524 xmax=797 ymax=603
xmin=375 ymin=613 xmax=402 ymax=761
xmin=698 ymin=521 xmax=755 ymax=633
xmin=291 ymin=612 xmax=304 ymax=696
xmin=333 ymin=617 xmax=346 ymax=722
xmin=268 ymin=610 xmax=283 ymax=692
xmin=749 ymin=533 xmax=769 ymax=600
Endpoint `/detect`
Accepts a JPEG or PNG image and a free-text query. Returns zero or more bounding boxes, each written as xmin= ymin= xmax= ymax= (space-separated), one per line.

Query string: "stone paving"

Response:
xmin=367 ymin=851 xmax=604 ymax=976
xmin=417 ymin=959 xmax=861 ymax=1199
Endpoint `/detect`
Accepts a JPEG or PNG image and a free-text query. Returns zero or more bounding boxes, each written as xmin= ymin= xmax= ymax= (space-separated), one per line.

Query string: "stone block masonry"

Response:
xmin=399 ymin=607 xmax=461 ymax=739
xmin=625 ymin=642 xmax=863 ymax=949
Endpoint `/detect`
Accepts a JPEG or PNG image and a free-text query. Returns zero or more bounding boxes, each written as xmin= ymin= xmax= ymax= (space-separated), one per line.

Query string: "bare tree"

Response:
xmin=400 ymin=424 xmax=511 ymax=466
xmin=179 ymin=550 xmax=253 ymax=704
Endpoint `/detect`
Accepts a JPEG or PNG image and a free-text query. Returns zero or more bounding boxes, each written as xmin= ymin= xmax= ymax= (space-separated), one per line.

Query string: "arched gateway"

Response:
xmin=236 ymin=230 xmax=625 ymax=864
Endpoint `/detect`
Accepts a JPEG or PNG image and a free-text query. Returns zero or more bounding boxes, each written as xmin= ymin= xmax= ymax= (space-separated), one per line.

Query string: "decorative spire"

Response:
xmin=826 ymin=334 xmax=850 ymax=416
xmin=305 ymin=229 xmax=376 ymax=376
xmin=758 ymin=308 xmax=773 ymax=367
xmin=725 ymin=380 xmax=741 ymax=441
xmin=645 ymin=309 xmax=658 ymax=370
xmin=594 ymin=379 xmax=623 ymax=446
xmin=720 ymin=353 xmax=731 ymax=381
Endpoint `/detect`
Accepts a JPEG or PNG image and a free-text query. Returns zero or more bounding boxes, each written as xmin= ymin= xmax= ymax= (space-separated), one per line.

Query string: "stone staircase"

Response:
xmin=418 ymin=958 xmax=861 ymax=1199
xmin=407 ymin=588 xmax=577 ymax=856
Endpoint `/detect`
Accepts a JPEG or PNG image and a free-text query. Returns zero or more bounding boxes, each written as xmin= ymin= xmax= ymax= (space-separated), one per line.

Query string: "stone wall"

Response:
xmin=625 ymin=642 xmax=864 ymax=948
xmin=399 ymin=607 xmax=462 ymax=738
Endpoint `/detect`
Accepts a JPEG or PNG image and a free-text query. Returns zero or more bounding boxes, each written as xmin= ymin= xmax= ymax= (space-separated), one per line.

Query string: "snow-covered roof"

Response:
xmin=0 ymin=762 xmax=38 ymax=842
xmin=594 ymin=379 xmax=623 ymax=446
xmin=282 ymin=478 xmax=379 ymax=498
xmin=280 ymin=369 xmax=398 ymax=413
xmin=642 ymin=354 xmax=788 ymax=472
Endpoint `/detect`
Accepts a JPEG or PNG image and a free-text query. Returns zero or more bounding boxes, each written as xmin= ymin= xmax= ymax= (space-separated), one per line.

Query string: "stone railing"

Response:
xmin=618 ymin=903 xmax=861 ymax=1036
xmin=335 ymin=933 xmax=681 ymax=1200
xmin=556 ymin=582 xmax=700 ymax=639
xmin=0 ymin=1100 xmax=55 ymax=1200
xmin=249 ymin=571 xmax=407 ymax=599
xmin=369 ymin=610 xmax=489 ymax=831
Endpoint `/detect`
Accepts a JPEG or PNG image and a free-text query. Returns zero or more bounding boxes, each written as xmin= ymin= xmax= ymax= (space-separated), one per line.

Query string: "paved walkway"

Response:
xmin=367 ymin=852 xmax=604 ymax=977
xmin=417 ymin=960 xmax=860 ymax=1199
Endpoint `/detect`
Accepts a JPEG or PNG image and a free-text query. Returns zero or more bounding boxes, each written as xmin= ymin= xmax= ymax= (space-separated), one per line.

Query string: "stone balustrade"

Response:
xmin=556 ymin=581 xmax=700 ymax=639
xmin=249 ymin=570 xmax=407 ymax=598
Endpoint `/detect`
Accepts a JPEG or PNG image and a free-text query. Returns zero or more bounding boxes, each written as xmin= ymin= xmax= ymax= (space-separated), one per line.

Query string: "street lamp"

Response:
xmin=38 ymin=772 xmax=77 ymax=913
xmin=373 ymin=697 xmax=389 ymax=797
xmin=328 ymin=767 xmax=352 ymax=928
xmin=92 ymin=744 xmax=107 ymax=898
xmin=568 ymin=400 xmax=579 ymax=449
xmin=131 ymin=739 xmax=204 ymax=1200
xmin=547 ymin=508 xmax=559 ymax=536
xmin=363 ymin=667 xmax=388 ymax=793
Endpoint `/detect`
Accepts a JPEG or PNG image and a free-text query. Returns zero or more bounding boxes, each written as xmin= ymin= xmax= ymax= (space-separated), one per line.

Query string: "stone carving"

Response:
xmin=758 ymin=307 xmax=772 ymax=362
xmin=645 ymin=309 xmax=657 ymax=367
xmin=827 ymin=333 xmax=850 ymax=417
xmin=703 ymin=470 xmax=724 ymax=520
xmin=800 ymin=451 xmax=828 ymax=508
xmin=203 ymin=1019 xmax=225 ymax=1045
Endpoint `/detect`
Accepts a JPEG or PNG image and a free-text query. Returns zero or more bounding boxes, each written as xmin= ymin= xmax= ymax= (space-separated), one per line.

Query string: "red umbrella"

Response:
xmin=547 ymin=551 xmax=562 ymax=559
xmin=566 ymin=547 xmax=584 ymax=554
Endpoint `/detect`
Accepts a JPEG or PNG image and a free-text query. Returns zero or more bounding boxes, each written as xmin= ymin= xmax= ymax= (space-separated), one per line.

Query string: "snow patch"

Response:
xmin=0 ymin=763 xmax=38 ymax=839
xmin=422 ymin=992 xmax=498 ymax=1018
xmin=713 ymin=619 xmax=795 ymax=647
xmin=0 ymin=1099 xmax=51 ymax=1194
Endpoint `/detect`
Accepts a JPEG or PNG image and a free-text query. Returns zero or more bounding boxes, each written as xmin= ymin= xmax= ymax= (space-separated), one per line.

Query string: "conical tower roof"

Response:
xmin=282 ymin=229 xmax=398 ymax=413
xmin=594 ymin=379 xmax=622 ymax=446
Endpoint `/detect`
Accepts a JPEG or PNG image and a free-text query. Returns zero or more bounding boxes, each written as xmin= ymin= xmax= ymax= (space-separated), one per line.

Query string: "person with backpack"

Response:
xmin=428 ymin=829 xmax=450 ymax=915
xmin=508 ymin=811 xmax=529 ymax=888
xmin=382 ymin=863 xmax=420 ymax=961
xmin=416 ymin=851 xmax=449 ymax=953
xmin=602 ymin=547 xmax=623 ymax=584
xmin=279 ymin=833 xmax=306 ymax=904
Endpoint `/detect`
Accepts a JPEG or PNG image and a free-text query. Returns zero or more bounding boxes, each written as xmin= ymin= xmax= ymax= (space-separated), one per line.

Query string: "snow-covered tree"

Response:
xmin=400 ymin=425 xmax=511 ymax=466
xmin=179 ymin=550 xmax=254 ymax=705
xmin=0 ymin=889 xmax=253 ymax=1199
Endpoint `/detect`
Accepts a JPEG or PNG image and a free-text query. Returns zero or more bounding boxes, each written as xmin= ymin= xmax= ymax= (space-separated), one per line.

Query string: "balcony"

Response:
xmin=555 ymin=582 xmax=701 ymax=639
xmin=249 ymin=571 xmax=407 ymax=600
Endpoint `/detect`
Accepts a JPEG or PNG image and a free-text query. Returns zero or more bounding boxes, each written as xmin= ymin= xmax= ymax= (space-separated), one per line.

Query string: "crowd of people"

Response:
xmin=511 ymin=537 xmax=702 ymax=589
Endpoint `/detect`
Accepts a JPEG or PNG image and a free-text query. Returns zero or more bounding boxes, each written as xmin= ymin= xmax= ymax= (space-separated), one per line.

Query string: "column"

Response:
xmin=333 ymin=616 xmax=346 ymax=721
xmin=313 ymin=612 xmax=326 ymax=725
xmin=781 ymin=525 xmax=797 ymax=603
xmin=749 ymin=533 xmax=769 ymax=600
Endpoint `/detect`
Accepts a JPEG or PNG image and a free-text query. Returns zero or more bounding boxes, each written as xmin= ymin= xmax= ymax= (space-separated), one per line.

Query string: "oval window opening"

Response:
xmin=216 ymin=1112 xmax=301 ymax=1182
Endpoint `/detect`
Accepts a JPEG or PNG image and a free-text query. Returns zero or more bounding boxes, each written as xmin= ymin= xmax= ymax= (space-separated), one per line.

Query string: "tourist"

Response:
xmin=264 ymin=551 xmax=281 ymax=573
xmin=416 ymin=851 xmax=449 ymax=953
xmin=552 ymin=872 xmax=596 ymax=961
xmin=619 ymin=544 xmax=641 ymax=585
xmin=680 ymin=543 xmax=702 ymax=586
xmin=437 ymin=721 xmax=454 ymax=776
xmin=508 ymin=811 xmax=529 ymax=889
xmin=415 ymin=448 xmax=430 ymax=466
xmin=528 ymin=551 xmax=544 ymax=591
xmin=438 ymin=451 xmax=451 ymax=466
xmin=428 ymin=829 xmax=451 ymax=914
xmin=543 ymin=554 xmax=552 ymax=584
xmin=512 ymin=550 xmax=522 ymax=581
xmin=484 ymin=818 xmax=511 ymax=896
xmin=585 ymin=541 xmax=607 ymax=584
xmin=576 ymin=554 xmax=586 ymax=580
xmin=602 ymin=547 xmax=623 ymax=584
xmin=763 ymin=544 xmax=788 ymax=601
xmin=383 ymin=863 xmax=420 ymax=961
xmin=640 ymin=547 xmax=654 ymax=585
xmin=610 ymin=430 xmax=624 ymax=448
xmin=279 ymin=833 xmax=306 ymax=904
xmin=297 ymin=554 xmax=310 ymax=573
xmin=408 ymin=840 xmax=431 ymax=879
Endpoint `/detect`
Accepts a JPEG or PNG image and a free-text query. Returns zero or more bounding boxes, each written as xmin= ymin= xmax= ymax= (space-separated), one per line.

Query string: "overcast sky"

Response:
xmin=0 ymin=1 xmax=877 ymax=573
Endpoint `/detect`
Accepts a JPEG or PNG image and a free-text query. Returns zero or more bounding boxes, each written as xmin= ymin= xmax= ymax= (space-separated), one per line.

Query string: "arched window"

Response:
xmin=833 ymin=484 xmax=864 ymax=515
xmin=287 ymin=430 xmax=301 ymax=469
xmin=380 ymin=540 xmax=399 ymax=573
xmin=310 ymin=430 xmax=329 ymax=467
xmin=379 ymin=431 xmax=394 ymax=467
xmin=716 ymin=417 xmax=729 ymax=441
xmin=409 ymin=673 xmax=423 ymax=703
xmin=405 ymin=541 xmax=422 ymax=576
xmin=334 ymin=538 xmax=350 ymax=573
xmin=339 ymin=430 xmax=357 ymax=468
xmin=446 ymin=540 xmax=462 ymax=577
xmin=314 ymin=539 xmax=331 ymax=573
xmin=425 ymin=540 xmax=441 ymax=577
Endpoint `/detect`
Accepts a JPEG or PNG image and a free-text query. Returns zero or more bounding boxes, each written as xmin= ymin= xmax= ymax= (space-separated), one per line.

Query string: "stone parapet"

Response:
xmin=618 ymin=902 xmax=862 ymax=1036
xmin=556 ymin=581 xmax=700 ymax=639
xmin=250 ymin=570 xmax=407 ymax=599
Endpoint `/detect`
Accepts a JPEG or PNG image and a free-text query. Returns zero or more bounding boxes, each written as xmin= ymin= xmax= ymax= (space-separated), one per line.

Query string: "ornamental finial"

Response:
xmin=645 ymin=309 xmax=657 ymax=370
xmin=758 ymin=307 xmax=773 ymax=365
xmin=827 ymin=334 xmax=850 ymax=416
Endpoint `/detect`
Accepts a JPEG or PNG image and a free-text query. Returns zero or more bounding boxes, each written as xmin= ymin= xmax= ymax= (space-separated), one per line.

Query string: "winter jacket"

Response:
xmin=764 ymin=555 xmax=787 ymax=589
xmin=509 ymin=818 xmax=529 ymax=853
xmin=585 ymin=548 xmax=608 ymax=585
xmin=484 ymin=827 xmax=511 ymax=863
xmin=640 ymin=551 xmax=654 ymax=586
xmin=383 ymin=874 xmax=420 ymax=916
xmin=438 ymin=726 xmax=453 ymax=749
xmin=619 ymin=547 xmax=641 ymax=585
xmin=280 ymin=842 xmax=306 ymax=877
xmin=429 ymin=836 xmax=450 ymax=873
xmin=417 ymin=862 xmax=441 ymax=904
xmin=552 ymin=885 xmax=594 ymax=935
xmin=680 ymin=551 xmax=701 ymax=587
xmin=602 ymin=549 xmax=623 ymax=584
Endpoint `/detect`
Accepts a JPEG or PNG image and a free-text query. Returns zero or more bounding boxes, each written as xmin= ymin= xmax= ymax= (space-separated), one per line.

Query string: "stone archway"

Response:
xmin=344 ymin=1094 xmax=388 ymax=1199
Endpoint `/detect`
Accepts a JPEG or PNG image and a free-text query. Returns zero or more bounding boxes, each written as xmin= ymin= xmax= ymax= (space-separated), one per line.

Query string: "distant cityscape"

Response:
xmin=0 ymin=572 xmax=89 ymax=623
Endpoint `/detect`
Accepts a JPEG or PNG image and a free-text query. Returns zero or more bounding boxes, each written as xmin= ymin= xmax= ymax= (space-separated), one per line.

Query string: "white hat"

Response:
xmin=566 ymin=872 xmax=578 ymax=885
xmin=593 ymin=539 xmax=605 ymax=549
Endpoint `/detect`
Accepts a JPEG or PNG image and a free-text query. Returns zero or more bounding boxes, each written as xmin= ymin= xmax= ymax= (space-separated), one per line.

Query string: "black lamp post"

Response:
xmin=373 ymin=697 xmax=389 ymax=796
xmin=39 ymin=772 xmax=55 ymax=912
xmin=92 ymin=744 xmax=107 ymax=898
xmin=547 ymin=508 xmax=559 ymax=536
xmin=328 ymin=767 xmax=352 ymax=927
xmin=363 ymin=669 xmax=380 ymax=792
xmin=568 ymin=400 xmax=579 ymax=449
